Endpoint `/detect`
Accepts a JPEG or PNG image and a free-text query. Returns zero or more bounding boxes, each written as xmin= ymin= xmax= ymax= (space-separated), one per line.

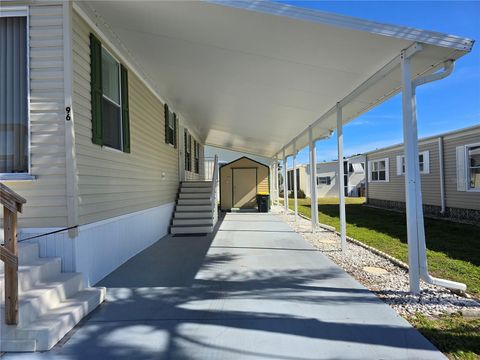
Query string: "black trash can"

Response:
xmin=256 ymin=193 xmax=270 ymax=213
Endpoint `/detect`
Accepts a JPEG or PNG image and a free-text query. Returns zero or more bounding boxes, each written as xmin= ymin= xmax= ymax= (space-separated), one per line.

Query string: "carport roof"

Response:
xmin=76 ymin=1 xmax=474 ymax=159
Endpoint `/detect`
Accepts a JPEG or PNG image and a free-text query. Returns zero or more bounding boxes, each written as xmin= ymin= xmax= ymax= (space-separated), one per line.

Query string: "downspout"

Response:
xmin=412 ymin=60 xmax=466 ymax=291
xmin=438 ymin=136 xmax=446 ymax=215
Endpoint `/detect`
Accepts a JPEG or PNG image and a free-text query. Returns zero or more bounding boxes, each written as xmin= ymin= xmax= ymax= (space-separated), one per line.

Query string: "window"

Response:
xmin=90 ymin=33 xmax=130 ymax=153
xmin=287 ymin=169 xmax=300 ymax=191
xmin=0 ymin=15 xmax=29 ymax=174
xmin=396 ymin=151 xmax=429 ymax=175
xmin=164 ymin=104 xmax=177 ymax=147
xmin=184 ymin=130 xmax=192 ymax=171
xmin=317 ymin=176 xmax=331 ymax=185
xmin=467 ymin=145 xmax=480 ymax=190
xmin=194 ymin=140 xmax=200 ymax=174
xmin=101 ymin=49 xmax=122 ymax=150
xmin=369 ymin=158 xmax=389 ymax=182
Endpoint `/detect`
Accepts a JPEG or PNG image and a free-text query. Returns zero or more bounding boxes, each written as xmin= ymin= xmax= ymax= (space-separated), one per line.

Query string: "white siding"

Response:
xmin=72 ymin=11 xmax=179 ymax=225
xmin=1 ymin=3 xmax=68 ymax=228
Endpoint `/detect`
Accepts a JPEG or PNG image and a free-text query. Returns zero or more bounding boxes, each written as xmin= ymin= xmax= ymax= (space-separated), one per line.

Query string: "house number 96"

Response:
xmin=65 ymin=107 xmax=71 ymax=121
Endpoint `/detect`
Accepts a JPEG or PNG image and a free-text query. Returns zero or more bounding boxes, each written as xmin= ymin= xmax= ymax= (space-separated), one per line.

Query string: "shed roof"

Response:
xmin=77 ymin=0 xmax=474 ymax=159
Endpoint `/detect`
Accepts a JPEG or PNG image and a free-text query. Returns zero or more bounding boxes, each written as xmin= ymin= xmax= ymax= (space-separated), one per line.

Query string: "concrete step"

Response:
xmin=0 ymin=258 xmax=62 ymax=298
xmin=14 ymin=273 xmax=86 ymax=326
xmin=171 ymin=225 xmax=214 ymax=234
xmin=18 ymin=243 xmax=40 ymax=265
xmin=176 ymin=204 xmax=212 ymax=212
xmin=180 ymin=187 xmax=211 ymax=194
xmin=1 ymin=287 xmax=106 ymax=352
xmin=178 ymin=192 xmax=211 ymax=199
xmin=172 ymin=218 xmax=214 ymax=226
xmin=181 ymin=181 xmax=212 ymax=188
xmin=174 ymin=211 xmax=213 ymax=219
xmin=177 ymin=198 xmax=211 ymax=205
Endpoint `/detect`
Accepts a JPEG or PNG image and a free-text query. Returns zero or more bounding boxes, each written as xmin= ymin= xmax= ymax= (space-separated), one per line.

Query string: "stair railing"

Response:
xmin=210 ymin=155 xmax=219 ymax=226
xmin=0 ymin=183 xmax=26 ymax=325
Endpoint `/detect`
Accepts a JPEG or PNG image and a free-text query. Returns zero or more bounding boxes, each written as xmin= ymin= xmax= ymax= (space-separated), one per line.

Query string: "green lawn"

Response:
xmin=283 ymin=197 xmax=480 ymax=359
xmin=286 ymin=197 xmax=480 ymax=297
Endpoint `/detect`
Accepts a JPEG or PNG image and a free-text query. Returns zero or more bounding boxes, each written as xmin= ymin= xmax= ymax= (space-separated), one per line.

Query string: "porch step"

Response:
xmin=0 ymin=257 xmax=62 ymax=298
xmin=176 ymin=204 xmax=212 ymax=212
xmin=171 ymin=225 xmax=214 ymax=234
xmin=181 ymin=181 xmax=212 ymax=188
xmin=2 ymin=288 xmax=106 ymax=351
xmin=173 ymin=218 xmax=214 ymax=226
xmin=177 ymin=198 xmax=211 ymax=205
xmin=0 ymin=241 xmax=105 ymax=352
xmin=171 ymin=181 xmax=216 ymax=234
xmin=174 ymin=211 xmax=212 ymax=219
xmin=178 ymin=192 xmax=211 ymax=199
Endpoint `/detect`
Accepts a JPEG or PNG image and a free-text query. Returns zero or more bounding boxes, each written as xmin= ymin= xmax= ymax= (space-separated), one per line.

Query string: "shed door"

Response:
xmin=233 ymin=168 xmax=257 ymax=208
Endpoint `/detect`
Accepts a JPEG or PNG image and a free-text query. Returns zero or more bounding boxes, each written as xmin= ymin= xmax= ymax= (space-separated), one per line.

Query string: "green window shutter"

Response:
xmin=173 ymin=113 xmax=178 ymax=149
xmin=120 ymin=64 xmax=130 ymax=153
xmin=164 ymin=104 xmax=169 ymax=144
xmin=90 ymin=33 xmax=103 ymax=145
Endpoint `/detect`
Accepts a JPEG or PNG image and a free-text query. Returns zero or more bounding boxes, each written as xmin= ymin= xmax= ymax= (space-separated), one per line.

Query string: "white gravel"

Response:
xmin=272 ymin=206 xmax=480 ymax=318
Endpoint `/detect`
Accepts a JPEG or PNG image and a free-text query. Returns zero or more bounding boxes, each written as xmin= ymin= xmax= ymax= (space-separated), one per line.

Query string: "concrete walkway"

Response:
xmin=4 ymin=213 xmax=444 ymax=359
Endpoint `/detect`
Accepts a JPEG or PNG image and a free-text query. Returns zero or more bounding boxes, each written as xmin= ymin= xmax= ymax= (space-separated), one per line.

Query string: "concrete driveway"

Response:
xmin=4 ymin=213 xmax=444 ymax=359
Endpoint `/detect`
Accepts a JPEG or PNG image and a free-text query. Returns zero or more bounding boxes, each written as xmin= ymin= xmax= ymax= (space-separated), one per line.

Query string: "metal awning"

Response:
xmin=77 ymin=0 xmax=474 ymax=159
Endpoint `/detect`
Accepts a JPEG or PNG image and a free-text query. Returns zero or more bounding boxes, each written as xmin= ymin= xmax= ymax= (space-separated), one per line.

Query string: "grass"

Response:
xmin=287 ymin=197 xmax=480 ymax=297
xmin=409 ymin=314 xmax=480 ymax=360
xmin=283 ymin=197 xmax=480 ymax=359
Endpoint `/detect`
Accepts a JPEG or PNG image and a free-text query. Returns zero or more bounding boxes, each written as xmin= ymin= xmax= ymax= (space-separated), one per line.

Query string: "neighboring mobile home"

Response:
xmin=365 ymin=125 xmax=480 ymax=222
xmin=289 ymin=155 xmax=366 ymax=198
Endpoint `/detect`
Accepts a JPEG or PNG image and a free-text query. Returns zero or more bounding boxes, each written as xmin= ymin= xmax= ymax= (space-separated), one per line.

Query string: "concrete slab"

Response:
xmin=3 ymin=213 xmax=445 ymax=359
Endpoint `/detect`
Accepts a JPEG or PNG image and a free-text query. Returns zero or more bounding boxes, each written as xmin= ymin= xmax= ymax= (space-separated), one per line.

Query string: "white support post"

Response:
xmin=312 ymin=136 xmax=318 ymax=229
xmin=283 ymin=149 xmax=288 ymax=213
xmin=293 ymin=141 xmax=298 ymax=221
xmin=401 ymin=50 xmax=421 ymax=294
xmin=308 ymin=126 xmax=318 ymax=231
xmin=336 ymin=103 xmax=347 ymax=251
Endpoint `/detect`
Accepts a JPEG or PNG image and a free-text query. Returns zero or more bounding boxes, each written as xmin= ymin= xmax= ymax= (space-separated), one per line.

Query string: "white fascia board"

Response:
xmin=72 ymin=1 xmax=205 ymax=144
xmin=209 ymin=0 xmax=474 ymax=52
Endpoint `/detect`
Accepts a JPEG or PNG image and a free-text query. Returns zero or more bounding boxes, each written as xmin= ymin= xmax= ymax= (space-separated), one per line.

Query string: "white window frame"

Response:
xmin=368 ymin=158 xmax=389 ymax=183
xmin=466 ymin=142 xmax=480 ymax=193
xmin=397 ymin=151 xmax=430 ymax=175
xmin=316 ymin=176 xmax=331 ymax=185
xmin=0 ymin=6 xmax=34 ymax=181
xmin=100 ymin=46 xmax=123 ymax=152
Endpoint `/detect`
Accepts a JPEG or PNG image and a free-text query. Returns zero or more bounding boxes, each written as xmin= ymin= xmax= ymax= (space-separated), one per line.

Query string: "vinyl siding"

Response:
xmin=367 ymin=126 xmax=480 ymax=211
xmin=367 ymin=140 xmax=441 ymax=206
xmin=443 ymin=128 xmax=480 ymax=210
xmin=72 ymin=11 xmax=179 ymax=225
xmin=1 ymin=3 xmax=68 ymax=228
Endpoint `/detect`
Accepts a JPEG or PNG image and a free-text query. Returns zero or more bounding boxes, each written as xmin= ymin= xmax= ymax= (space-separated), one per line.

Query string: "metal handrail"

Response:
xmin=209 ymin=155 xmax=219 ymax=225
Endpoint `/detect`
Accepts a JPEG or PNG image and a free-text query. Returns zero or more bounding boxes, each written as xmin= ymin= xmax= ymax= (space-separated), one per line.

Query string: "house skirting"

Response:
xmin=366 ymin=198 xmax=480 ymax=223
xmin=19 ymin=203 xmax=175 ymax=285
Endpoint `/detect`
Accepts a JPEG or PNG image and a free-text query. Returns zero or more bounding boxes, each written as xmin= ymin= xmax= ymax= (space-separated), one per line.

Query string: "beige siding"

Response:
xmin=220 ymin=157 xmax=269 ymax=210
xmin=443 ymin=128 xmax=480 ymax=210
xmin=367 ymin=126 xmax=480 ymax=211
xmin=367 ymin=140 xmax=441 ymax=206
xmin=72 ymin=11 xmax=179 ymax=225
xmin=1 ymin=3 xmax=68 ymax=228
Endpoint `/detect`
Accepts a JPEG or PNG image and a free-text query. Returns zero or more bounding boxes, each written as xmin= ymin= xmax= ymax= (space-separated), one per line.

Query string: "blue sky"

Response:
xmin=278 ymin=1 xmax=480 ymax=166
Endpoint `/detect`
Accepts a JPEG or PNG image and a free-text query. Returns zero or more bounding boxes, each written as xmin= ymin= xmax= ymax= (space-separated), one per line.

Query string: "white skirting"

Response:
xmin=19 ymin=203 xmax=174 ymax=286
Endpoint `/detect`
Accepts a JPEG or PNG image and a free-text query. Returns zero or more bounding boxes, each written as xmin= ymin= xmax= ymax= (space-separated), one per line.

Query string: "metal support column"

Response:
xmin=293 ymin=141 xmax=298 ymax=221
xmin=283 ymin=149 xmax=288 ymax=213
xmin=401 ymin=50 xmax=422 ymax=293
xmin=308 ymin=126 xmax=318 ymax=231
xmin=336 ymin=103 xmax=347 ymax=251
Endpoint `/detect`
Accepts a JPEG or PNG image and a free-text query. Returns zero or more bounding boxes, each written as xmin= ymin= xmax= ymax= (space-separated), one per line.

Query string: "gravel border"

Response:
xmin=272 ymin=206 xmax=480 ymax=318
